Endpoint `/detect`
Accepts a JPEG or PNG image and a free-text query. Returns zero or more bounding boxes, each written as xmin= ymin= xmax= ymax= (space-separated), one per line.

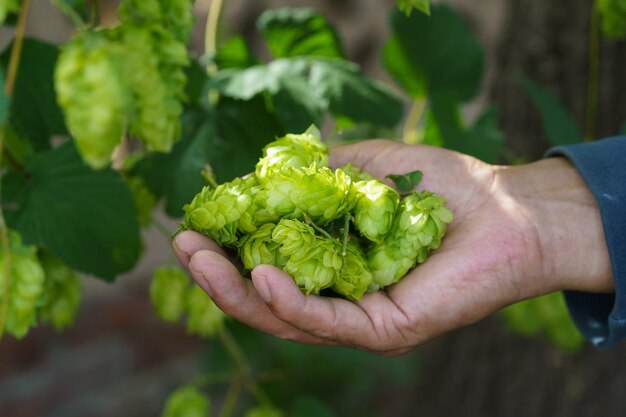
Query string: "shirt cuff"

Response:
xmin=545 ymin=136 xmax=626 ymax=347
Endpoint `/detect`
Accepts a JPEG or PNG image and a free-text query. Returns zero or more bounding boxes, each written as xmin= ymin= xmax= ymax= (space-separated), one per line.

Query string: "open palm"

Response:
xmin=174 ymin=139 xmax=609 ymax=355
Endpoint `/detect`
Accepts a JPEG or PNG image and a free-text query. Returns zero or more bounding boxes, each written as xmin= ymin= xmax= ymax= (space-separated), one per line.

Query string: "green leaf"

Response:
xmin=519 ymin=75 xmax=582 ymax=146
xmin=257 ymin=8 xmax=344 ymax=59
xmin=184 ymin=58 xmax=208 ymax=107
xmin=383 ymin=5 xmax=484 ymax=101
xmin=291 ymin=397 xmax=337 ymax=417
xmin=396 ymin=0 xmax=431 ymax=16
xmin=309 ymin=59 xmax=403 ymax=128
xmin=271 ymin=75 xmax=324 ymax=132
xmin=0 ymin=68 xmax=9 ymax=126
xmin=386 ymin=171 xmax=423 ymax=193
xmin=214 ymin=36 xmax=258 ymax=69
xmin=2 ymin=141 xmax=141 ymax=281
xmin=0 ymin=38 xmax=67 ymax=151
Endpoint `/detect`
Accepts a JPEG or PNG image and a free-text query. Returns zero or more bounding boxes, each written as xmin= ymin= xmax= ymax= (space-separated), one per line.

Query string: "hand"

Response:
xmin=173 ymin=140 xmax=613 ymax=355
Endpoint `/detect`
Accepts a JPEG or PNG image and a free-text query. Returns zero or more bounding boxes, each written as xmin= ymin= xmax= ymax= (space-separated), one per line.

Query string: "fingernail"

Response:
xmin=254 ymin=275 xmax=272 ymax=303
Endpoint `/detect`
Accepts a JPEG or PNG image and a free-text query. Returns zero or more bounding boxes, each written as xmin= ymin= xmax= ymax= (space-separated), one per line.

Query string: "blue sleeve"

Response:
xmin=545 ymin=136 xmax=626 ymax=347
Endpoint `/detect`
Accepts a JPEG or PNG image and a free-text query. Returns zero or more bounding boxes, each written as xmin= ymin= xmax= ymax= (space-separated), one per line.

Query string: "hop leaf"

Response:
xmin=38 ymin=253 xmax=82 ymax=331
xmin=256 ymin=127 xmax=329 ymax=181
xmin=162 ymin=385 xmax=210 ymax=417
xmin=244 ymin=406 xmax=284 ymax=417
xmin=353 ymin=180 xmax=400 ymax=243
xmin=0 ymin=232 xmax=46 ymax=339
xmin=332 ymin=240 xmax=373 ymax=300
xmin=150 ymin=265 xmax=190 ymax=323
xmin=239 ymin=223 xmax=287 ymax=271
xmin=186 ymin=284 xmax=226 ymax=338
xmin=368 ymin=191 xmax=454 ymax=289
xmin=55 ymin=30 xmax=130 ymax=169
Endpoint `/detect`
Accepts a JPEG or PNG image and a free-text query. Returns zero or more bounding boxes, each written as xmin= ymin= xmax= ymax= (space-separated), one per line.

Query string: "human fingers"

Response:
xmin=173 ymin=230 xmax=227 ymax=267
xmin=187 ymin=250 xmax=332 ymax=345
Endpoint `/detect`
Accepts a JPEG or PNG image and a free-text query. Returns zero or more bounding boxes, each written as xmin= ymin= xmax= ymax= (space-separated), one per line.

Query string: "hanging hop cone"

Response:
xmin=368 ymin=191 xmax=454 ymax=290
xmin=162 ymin=385 xmax=210 ymax=417
xmin=38 ymin=253 xmax=82 ymax=332
xmin=150 ymin=265 xmax=190 ymax=323
xmin=186 ymin=284 xmax=226 ymax=338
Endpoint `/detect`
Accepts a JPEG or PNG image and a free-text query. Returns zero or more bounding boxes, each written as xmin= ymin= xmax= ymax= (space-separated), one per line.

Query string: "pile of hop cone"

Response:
xmin=182 ymin=128 xmax=453 ymax=300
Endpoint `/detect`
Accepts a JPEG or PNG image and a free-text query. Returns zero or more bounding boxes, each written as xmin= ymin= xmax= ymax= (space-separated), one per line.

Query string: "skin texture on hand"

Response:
xmin=173 ymin=140 xmax=613 ymax=356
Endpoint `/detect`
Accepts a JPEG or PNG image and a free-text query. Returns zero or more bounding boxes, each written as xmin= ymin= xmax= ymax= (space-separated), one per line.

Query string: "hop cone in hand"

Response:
xmin=239 ymin=223 xmax=287 ymax=271
xmin=368 ymin=191 xmax=454 ymax=289
xmin=150 ymin=265 xmax=190 ymax=323
xmin=273 ymin=219 xmax=342 ymax=294
xmin=38 ymin=254 xmax=82 ymax=332
xmin=162 ymin=385 xmax=209 ymax=417
xmin=256 ymin=127 xmax=329 ymax=181
xmin=332 ymin=240 xmax=373 ymax=300
xmin=353 ymin=180 xmax=399 ymax=243
xmin=0 ymin=232 xmax=46 ymax=339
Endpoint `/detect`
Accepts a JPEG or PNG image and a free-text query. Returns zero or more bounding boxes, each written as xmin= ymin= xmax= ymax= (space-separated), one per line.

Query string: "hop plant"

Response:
xmin=38 ymin=253 xmax=82 ymax=332
xmin=0 ymin=232 xmax=46 ymax=339
xmin=597 ymin=0 xmax=626 ymax=39
xmin=150 ymin=265 xmax=190 ymax=323
xmin=244 ymin=406 xmax=284 ymax=417
xmin=55 ymin=30 xmax=129 ymax=169
xmin=162 ymin=385 xmax=210 ymax=417
xmin=239 ymin=223 xmax=287 ymax=271
xmin=368 ymin=191 xmax=454 ymax=289
xmin=186 ymin=284 xmax=226 ymax=338
xmin=256 ymin=127 xmax=329 ymax=182
xmin=353 ymin=180 xmax=399 ymax=243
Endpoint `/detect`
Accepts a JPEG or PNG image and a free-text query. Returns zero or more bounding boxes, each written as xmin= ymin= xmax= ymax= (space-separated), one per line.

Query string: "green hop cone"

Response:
xmin=159 ymin=0 xmax=196 ymax=42
xmin=353 ymin=179 xmax=400 ymax=243
xmin=239 ymin=223 xmax=287 ymax=271
xmin=186 ymin=284 xmax=226 ymax=338
xmin=55 ymin=30 xmax=129 ymax=169
xmin=368 ymin=191 xmax=453 ymax=289
xmin=339 ymin=163 xmax=373 ymax=182
xmin=38 ymin=253 xmax=82 ymax=332
xmin=125 ymin=176 xmax=157 ymax=227
xmin=0 ymin=232 xmax=46 ymax=339
xmin=273 ymin=219 xmax=342 ymax=295
xmin=150 ymin=265 xmax=190 ymax=323
xmin=332 ymin=240 xmax=373 ymax=300
xmin=597 ymin=0 xmax=626 ymax=39
xmin=244 ymin=406 xmax=284 ymax=417
xmin=264 ymin=166 xmax=356 ymax=224
xmin=0 ymin=0 xmax=19 ymax=25
xmin=162 ymin=385 xmax=209 ymax=417
xmin=235 ymin=175 xmax=279 ymax=234
xmin=183 ymin=178 xmax=254 ymax=246
xmin=256 ymin=126 xmax=329 ymax=181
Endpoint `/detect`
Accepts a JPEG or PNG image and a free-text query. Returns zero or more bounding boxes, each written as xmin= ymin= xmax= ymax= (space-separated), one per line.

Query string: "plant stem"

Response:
xmin=217 ymin=327 xmax=274 ymax=409
xmin=341 ymin=214 xmax=351 ymax=257
xmin=303 ymin=214 xmax=333 ymax=240
xmin=205 ymin=0 xmax=226 ymax=76
xmin=585 ymin=4 xmax=600 ymax=142
xmin=218 ymin=378 xmax=242 ymax=417
xmin=152 ymin=217 xmax=172 ymax=240
xmin=0 ymin=0 xmax=33 ymax=341
xmin=51 ymin=0 xmax=86 ymax=29
xmin=402 ymin=98 xmax=427 ymax=144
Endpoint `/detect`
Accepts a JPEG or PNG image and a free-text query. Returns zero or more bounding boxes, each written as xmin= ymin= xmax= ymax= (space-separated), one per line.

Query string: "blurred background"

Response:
xmin=1 ymin=0 xmax=626 ymax=416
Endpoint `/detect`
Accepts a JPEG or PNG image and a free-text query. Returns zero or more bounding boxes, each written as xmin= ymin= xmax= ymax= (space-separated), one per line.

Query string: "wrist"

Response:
xmin=495 ymin=157 xmax=613 ymax=295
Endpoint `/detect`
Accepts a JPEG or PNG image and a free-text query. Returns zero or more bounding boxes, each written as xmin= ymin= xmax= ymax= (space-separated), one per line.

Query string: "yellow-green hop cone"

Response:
xmin=183 ymin=178 xmax=254 ymax=246
xmin=272 ymin=219 xmax=342 ymax=294
xmin=159 ymin=0 xmax=196 ymax=42
xmin=0 ymin=0 xmax=19 ymax=25
xmin=597 ymin=0 xmax=626 ymax=39
xmin=162 ymin=385 xmax=209 ymax=417
xmin=332 ymin=241 xmax=373 ymax=300
xmin=0 ymin=232 xmax=46 ymax=339
xmin=38 ymin=254 xmax=82 ymax=332
xmin=235 ymin=175 xmax=278 ymax=234
xmin=264 ymin=166 xmax=356 ymax=224
xmin=353 ymin=180 xmax=400 ymax=243
xmin=150 ymin=265 xmax=190 ymax=323
xmin=256 ymin=126 xmax=329 ymax=181
xmin=368 ymin=191 xmax=453 ymax=289
xmin=239 ymin=223 xmax=287 ymax=271
xmin=186 ymin=284 xmax=226 ymax=338
xmin=339 ymin=163 xmax=373 ymax=182
xmin=244 ymin=406 xmax=284 ymax=417
xmin=55 ymin=30 xmax=129 ymax=169
xmin=125 ymin=176 xmax=157 ymax=227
